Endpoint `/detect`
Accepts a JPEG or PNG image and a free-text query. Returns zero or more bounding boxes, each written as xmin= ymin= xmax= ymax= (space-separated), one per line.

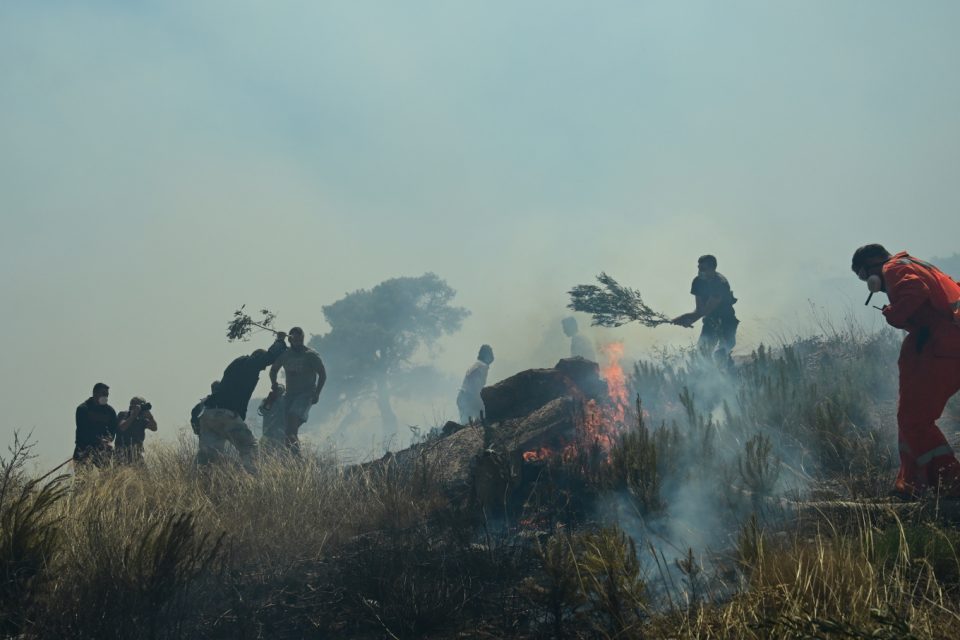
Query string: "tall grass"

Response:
xmin=628 ymin=326 xmax=901 ymax=502
xmin=0 ymin=436 xmax=67 ymax=636
xmin=2 ymin=326 xmax=958 ymax=638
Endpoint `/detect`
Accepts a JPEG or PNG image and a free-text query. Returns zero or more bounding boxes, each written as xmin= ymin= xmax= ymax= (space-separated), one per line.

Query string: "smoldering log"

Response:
xmin=361 ymin=354 xmax=960 ymax=527
xmin=367 ymin=424 xmax=486 ymax=491
xmin=480 ymin=369 xmax=579 ymax=423
xmin=364 ymin=358 xmax=609 ymax=503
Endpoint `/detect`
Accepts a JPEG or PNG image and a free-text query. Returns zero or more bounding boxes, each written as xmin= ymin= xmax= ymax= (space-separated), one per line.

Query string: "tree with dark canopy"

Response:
xmin=309 ymin=273 xmax=469 ymax=439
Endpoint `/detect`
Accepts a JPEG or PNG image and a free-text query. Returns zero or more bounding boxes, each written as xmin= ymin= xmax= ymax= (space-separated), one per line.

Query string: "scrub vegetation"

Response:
xmin=2 ymin=326 xmax=960 ymax=639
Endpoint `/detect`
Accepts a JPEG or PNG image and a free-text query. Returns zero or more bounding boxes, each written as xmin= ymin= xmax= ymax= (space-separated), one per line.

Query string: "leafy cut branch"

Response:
xmin=568 ymin=273 xmax=671 ymax=328
xmin=226 ymin=305 xmax=278 ymax=342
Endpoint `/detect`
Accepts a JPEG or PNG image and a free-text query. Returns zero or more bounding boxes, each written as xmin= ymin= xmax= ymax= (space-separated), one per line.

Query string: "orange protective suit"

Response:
xmin=882 ymin=252 xmax=960 ymax=496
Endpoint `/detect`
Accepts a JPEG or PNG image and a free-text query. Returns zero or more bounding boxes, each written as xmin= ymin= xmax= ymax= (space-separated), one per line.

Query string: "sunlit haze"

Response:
xmin=3 ymin=1 xmax=959 ymax=465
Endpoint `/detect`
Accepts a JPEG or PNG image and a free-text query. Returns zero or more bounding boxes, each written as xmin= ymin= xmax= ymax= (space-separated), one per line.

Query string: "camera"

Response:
xmin=139 ymin=402 xmax=152 ymax=413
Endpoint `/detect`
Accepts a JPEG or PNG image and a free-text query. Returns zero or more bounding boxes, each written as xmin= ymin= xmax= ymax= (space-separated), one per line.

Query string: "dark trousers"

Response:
xmin=699 ymin=316 xmax=738 ymax=358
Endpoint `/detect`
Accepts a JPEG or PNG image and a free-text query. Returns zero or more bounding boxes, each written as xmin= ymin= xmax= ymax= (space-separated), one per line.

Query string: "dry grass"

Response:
xmin=3 ymin=439 xmax=959 ymax=638
xmin=2 ymin=326 xmax=958 ymax=638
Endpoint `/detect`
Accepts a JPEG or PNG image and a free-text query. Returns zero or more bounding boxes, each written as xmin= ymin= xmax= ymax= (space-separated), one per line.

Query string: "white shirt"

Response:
xmin=459 ymin=360 xmax=489 ymax=396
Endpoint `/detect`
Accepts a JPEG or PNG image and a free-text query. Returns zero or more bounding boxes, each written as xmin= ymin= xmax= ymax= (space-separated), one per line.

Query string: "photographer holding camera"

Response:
xmin=115 ymin=396 xmax=157 ymax=464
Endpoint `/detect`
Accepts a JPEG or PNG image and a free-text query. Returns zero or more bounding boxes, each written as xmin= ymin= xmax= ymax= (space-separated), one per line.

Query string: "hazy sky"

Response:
xmin=3 ymin=1 xmax=959 ymax=465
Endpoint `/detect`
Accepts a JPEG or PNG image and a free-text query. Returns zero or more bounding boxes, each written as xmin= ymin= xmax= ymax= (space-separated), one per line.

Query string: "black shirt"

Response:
xmin=74 ymin=398 xmax=117 ymax=456
xmin=205 ymin=339 xmax=286 ymax=419
xmin=115 ymin=411 xmax=150 ymax=448
xmin=691 ymin=273 xmax=738 ymax=322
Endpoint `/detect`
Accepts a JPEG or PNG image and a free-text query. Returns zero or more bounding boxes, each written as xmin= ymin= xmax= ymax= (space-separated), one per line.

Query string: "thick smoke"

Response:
xmin=595 ymin=326 xmax=900 ymax=607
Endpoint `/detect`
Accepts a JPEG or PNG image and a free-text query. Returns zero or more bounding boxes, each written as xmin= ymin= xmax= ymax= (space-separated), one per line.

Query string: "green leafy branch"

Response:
xmin=226 ymin=305 xmax=278 ymax=342
xmin=568 ymin=273 xmax=671 ymax=328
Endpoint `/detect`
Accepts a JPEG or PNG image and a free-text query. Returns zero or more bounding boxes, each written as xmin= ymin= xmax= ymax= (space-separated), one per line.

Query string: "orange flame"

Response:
xmin=523 ymin=448 xmax=553 ymax=463
xmin=600 ymin=342 xmax=629 ymax=424
xmin=521 ymin=342 xmax=631 ymax=466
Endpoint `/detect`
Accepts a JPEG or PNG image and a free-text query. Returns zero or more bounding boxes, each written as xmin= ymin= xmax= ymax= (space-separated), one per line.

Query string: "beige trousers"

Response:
xmin=197 ymin=408 xmax=258 ymax=473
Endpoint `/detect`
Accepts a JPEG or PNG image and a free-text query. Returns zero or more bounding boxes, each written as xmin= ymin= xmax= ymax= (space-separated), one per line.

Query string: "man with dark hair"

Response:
xmin=115 ymin=396 xmax=157 ymax=464
xmin=672 ymin=254 xmax=739 ymax=366
xmin=74 ymin=382 xmax=117 ymax=465
xmin=269 ymin=327 xmax=326 ymax=453
xmin=851 ymin=244 xmax=891 ymax=273
xmin=199 ymin=333 xmax=286 ymax=472
xmin=851 ymin=243 xmax=960 ymax=498
xmin=457 ymin=344 xmax=494 ymax=424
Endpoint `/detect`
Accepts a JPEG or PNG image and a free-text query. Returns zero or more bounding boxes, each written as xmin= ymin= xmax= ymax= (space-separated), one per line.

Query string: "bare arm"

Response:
xmin=673 ymin=295 xmax=720 ymax=326
xmin=312 ymin=360 xmax=327 ymax=403
xmin=269 ymin=361 xmax=282 ymax=388
xmin=117 ymin=406 xmax=141 ymax=432
xmin=693 ymin=295 xmax=723 ymax=320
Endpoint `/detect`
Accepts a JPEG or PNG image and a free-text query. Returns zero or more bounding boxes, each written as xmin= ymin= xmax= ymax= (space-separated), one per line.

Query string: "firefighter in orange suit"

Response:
xmin=852 ymin=244 xmax=960 ymax=498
